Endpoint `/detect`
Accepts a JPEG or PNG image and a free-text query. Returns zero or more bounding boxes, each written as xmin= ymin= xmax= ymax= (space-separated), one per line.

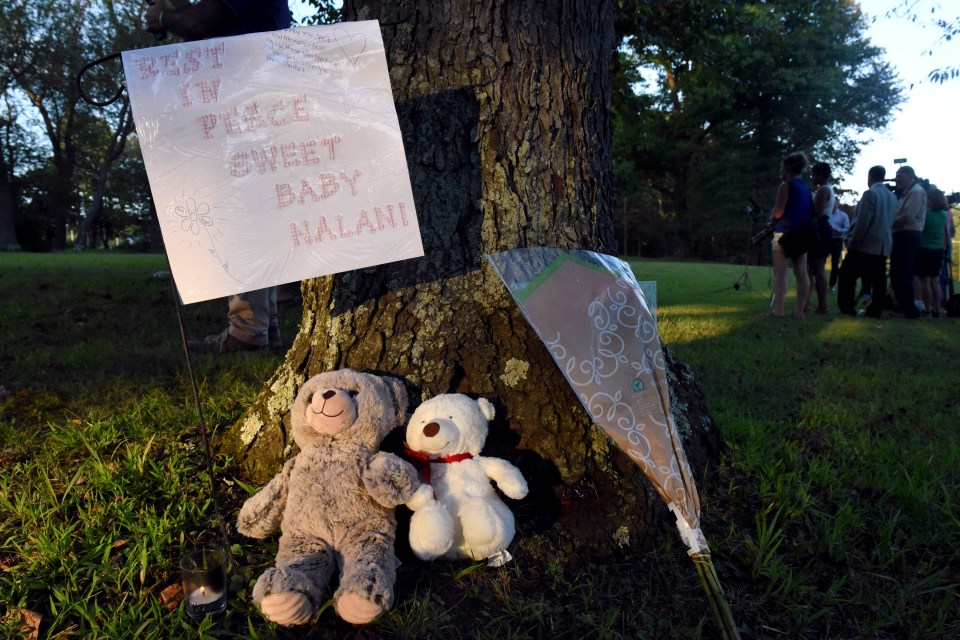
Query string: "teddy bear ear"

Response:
xmin=477 ymin=397 xmax=495 ymax=421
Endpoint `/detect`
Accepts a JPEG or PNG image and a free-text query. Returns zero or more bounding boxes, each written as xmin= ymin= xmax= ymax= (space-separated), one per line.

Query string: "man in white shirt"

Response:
xmin=889 ymin=166 xmax=927 ymax=319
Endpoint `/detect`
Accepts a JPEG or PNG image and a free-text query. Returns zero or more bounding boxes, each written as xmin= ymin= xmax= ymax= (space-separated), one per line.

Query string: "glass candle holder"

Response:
xmin=179 ymin=549 xmax=227 ymax=619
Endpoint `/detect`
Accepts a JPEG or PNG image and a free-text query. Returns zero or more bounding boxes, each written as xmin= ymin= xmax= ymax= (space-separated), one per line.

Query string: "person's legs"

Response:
xmin=792 ymin=253 xmax=811 ymax=318
xmin=771 ymin=235 xmax=789 ymax=317
xmin=918 ymin=276 xmax=934 ymax=314
xmin=228 ymin=288 xmax=272 ymax=346
xmin=914 ymin=249 xmax=943 ymax=316
xmin=929 ymin=275 xmax=943 ymax=315
xmin=267 ymin=286 xmax=281 ymax=348
xmin=864 ymin=254 xmax=888 ymax=318
xmin=890 ymin=231 xmax=921 ymax=318
xmin=810 ymin=256 xmax=828 ymax=312
xmin=829 ymin=238 xmax=843 ymax=288
xmin=940 ymin=244 xmax=953 ymax=300
xmin=837 ymin=251 xmax=860 ymax=315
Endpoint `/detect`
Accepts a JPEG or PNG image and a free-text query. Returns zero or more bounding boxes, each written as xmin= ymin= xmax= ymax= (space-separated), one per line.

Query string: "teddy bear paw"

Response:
xmin=260 ymin=592 xmax=314 ymax=626
xmin=336 ymin=593 xmax=384 ymax=625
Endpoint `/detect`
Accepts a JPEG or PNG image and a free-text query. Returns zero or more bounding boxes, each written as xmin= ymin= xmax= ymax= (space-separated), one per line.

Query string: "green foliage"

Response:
xmin=1 ymin=253 xmax=959 ymax=638
xmin=299 ymin=0 xmax=343 ymax=25
xmin=613 ymin=0 xmax=903 ymax=259
xmin=882 ymin=0 xmax=960 ymax=83
xmin=0 ymin=0 xmax=152 ymax=250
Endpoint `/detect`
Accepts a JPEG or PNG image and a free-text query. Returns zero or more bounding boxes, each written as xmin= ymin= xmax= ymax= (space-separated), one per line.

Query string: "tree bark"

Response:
xmin=222 ymin=0 xmax=721 ymax=554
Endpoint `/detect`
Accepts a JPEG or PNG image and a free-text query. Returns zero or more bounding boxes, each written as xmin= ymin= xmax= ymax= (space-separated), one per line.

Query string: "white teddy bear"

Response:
xmin=404 ymin=394 xmax=529 ymax=562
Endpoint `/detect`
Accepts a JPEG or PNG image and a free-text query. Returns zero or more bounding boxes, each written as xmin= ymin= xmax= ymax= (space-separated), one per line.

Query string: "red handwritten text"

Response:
xmin=288 ymin=202 xmax=410 ymax=247
xmin=197 ymin=95 xmax=309 ymax=139
xmin=230 ymin=137 xmax=342 ymax=176
xmin=135 ymin=43 xmax=225 ymax=80
xmin=274 ymin=170 xmax=363 ymax=208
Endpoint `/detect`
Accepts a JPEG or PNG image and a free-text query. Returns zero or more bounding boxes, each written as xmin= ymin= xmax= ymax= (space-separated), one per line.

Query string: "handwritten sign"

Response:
xmin=122 ymin=22 xmax=423 ymax=304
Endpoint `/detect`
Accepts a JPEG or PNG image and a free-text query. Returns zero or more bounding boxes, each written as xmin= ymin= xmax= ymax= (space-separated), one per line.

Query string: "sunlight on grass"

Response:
xmin=659 ymin=304 xmax=759 ymax=344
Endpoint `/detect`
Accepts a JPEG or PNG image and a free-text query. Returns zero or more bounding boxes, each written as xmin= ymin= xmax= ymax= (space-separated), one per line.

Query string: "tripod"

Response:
xmin=719 ymin=233 xmax=754 ymax=291
xmin=718 ymin=200 xmax=768 ymax=292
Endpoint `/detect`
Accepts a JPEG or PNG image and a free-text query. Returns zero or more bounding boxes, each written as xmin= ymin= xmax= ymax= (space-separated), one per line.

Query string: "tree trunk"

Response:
xmin=76 ymin=100 xmax=134 ymax=251
xmin=0 ymin=155 xmax=19 ymax=251
xmin=222 ymin=0 xmax=722 ymax=555
xmin=146 ymin=204 xmax=165 ymax=253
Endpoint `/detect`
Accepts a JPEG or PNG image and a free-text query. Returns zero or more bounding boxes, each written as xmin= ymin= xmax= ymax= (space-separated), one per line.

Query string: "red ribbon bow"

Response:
xmin=405 ymin=445 xmax=473 ymax=485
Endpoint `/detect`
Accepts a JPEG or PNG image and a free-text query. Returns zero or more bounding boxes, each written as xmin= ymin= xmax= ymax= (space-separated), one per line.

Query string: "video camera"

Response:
xmin=747 ymin=199 xmax=775 ymax=245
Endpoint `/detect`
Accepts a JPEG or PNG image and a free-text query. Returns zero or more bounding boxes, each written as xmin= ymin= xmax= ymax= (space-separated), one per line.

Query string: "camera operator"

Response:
xmin=889 ymin=166 xmax=927 ymax=319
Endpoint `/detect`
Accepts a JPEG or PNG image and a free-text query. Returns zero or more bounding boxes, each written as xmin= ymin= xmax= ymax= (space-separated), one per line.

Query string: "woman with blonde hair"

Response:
xmin=770 ymin=152 xmax=813 ymax=318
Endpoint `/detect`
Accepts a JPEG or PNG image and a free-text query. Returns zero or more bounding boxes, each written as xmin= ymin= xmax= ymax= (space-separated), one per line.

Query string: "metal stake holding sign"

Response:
xmin=487 ymin=248 xmax=740 ymax=640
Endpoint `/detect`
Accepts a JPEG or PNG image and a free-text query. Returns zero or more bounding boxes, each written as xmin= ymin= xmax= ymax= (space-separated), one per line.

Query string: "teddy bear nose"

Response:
xmin=423 ymin=422 xmax=440 ymax=437
xmin=322 ymin=390 xmax=336 ymax=400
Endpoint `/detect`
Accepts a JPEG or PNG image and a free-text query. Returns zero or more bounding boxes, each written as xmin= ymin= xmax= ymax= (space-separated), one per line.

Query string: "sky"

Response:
xmin=838 ymin=1 xmax=960 ymax=198
xmin=288 ymin=1 xmax=956 ymax=197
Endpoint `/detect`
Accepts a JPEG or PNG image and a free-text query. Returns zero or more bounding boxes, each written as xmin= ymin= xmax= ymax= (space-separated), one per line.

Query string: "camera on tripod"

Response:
xmin=746 ymin=199 xmax=774 ymax=245
xmin=751 ymin=223 xmax=775 ymax=245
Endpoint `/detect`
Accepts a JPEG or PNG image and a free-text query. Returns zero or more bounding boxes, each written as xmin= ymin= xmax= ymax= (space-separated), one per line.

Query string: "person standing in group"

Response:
xmin=837 ymin=166 xmax=896 ymax=318
xmin=827 ymin=196 xmax=851 ymax=291
xmin=889 ymin=166 xmax=927 ymax=319
xmin=769 ymin=152 xmax=813 ymax=318
xmin=145 ymin=0 xmax=294 ymax=353
xmin=915 ymin=186 xmax=950 ymax=317
xmin=941 ymin=213 xmax=956 ymax=300
xmin=807 ymin=162 xmax=835 ymax=314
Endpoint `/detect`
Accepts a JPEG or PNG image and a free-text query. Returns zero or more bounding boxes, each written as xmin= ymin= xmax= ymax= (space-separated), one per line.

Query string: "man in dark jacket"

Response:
xmin=837 ymin=166 xmax=897 ymax=318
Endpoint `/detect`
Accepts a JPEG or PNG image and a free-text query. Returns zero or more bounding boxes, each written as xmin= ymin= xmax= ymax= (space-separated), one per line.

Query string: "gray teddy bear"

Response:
xmin=237 ymin=369 xmax=434 ymax=626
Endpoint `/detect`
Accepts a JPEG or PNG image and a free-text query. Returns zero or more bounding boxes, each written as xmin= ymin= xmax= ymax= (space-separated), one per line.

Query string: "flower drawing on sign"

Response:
xmin=176 ymin=199 xmax=213 ymax=235
xmin=166 ymin=193 xmax=247 ymax=288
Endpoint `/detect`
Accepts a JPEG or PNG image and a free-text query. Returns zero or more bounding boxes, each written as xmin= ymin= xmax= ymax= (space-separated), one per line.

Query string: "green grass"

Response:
xmin=1 ymin=252 xmax=958 ymax=639
xmin=632 ymin=259 xmax=960 ymax=639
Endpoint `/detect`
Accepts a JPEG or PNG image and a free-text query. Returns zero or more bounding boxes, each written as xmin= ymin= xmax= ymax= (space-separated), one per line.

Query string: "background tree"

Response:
xmin=74 ymin=2 xmax=144 ymax=250
xmin=0 ymin=0 xmax=150 ymax=250
xmin=613 ymin=0 xmax=902 ymax=259
xmin=223 ymin=0 xmax=722 ymax=552
xmin=0 ymin=110 xmax=22 ymax=251
xmin=0 ymin=1 xmax=35 ymax=251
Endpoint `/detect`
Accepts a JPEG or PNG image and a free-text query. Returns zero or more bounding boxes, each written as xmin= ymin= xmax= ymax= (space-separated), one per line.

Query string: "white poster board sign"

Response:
xmin=121 ymin=22 xmax=423 ymax=304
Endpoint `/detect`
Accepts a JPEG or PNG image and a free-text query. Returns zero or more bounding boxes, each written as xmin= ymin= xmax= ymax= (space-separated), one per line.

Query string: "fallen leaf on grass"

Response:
xmin=159 ymin=583 xmax=183 ymax=611
xmin=2 ymin=609 xmax=41 ymax=639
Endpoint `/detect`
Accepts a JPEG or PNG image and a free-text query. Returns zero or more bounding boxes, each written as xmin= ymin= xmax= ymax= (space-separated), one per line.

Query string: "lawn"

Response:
xmin=1 ymin=252 xmax=958 ymax=639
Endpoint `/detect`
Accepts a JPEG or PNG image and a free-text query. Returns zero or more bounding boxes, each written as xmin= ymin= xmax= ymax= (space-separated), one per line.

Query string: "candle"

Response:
xmin=180 ymin=549 xmax=228 ymax=619
xmin=189 ymin=586 xmax=224 ymax=605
